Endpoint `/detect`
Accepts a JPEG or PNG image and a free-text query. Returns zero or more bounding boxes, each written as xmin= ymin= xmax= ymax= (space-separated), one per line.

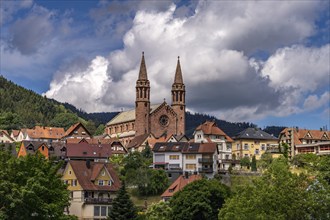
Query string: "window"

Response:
xmin=254 ymin=141 xmax=260 ymax=144
xmin=64 ymin=180 xmax=69 ymax=185
xmin=197 ymin=134 xmax=201 ymax=139
xmin=169 ymin=155 xmax=179 ymax=160
xmin=244 ymin=144 xmax=249 ymax=150
xmin=320 ymin=145 xmax=330 ymax=151
xmin=185 ymin=164 xmax=196 ymax=170
xmin=94 ymin=206 xmax=100 ymax=216
xmin=236 ymin=144 xmax=240 ymax=150
xmin=101 ymin=206 xmax=107 ymax=216
xmin=186 ymin=155 xmax=196 ymax=160
xmin=82 ymin=131 xmax=86 ymax=135
xmin=261 ymin=144 xmax=266 ymax=151
xmin=101 ymin=170 xmax=105 ymax=176
xmin=225 ymin=155 xmax=229 ymax=159
xmin=108 ymin=180 xmax=112 ymax=186
xmin=72 ymin=179 xmax=77 ymax=186
xmin=74 ymin=131 xmax=78 ymax=134
xmin=98 ymin=180 xmax=104 ymax=186
xmin=255 ymin=149 xmax=260 ymax=155
xmin=226 ymin=144 xmax=231 ymax=151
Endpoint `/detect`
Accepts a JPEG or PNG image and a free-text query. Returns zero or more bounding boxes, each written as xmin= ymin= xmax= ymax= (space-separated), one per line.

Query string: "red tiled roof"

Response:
xmin=26 ymin=126 xmax=65 ymax=139
xmin=68 ymin=160 xmax=120 ymax=191
xmin=161 ymin=174 xmax=202 ymax=198
xmin=195 ymin=121 xmax=227 ymax=136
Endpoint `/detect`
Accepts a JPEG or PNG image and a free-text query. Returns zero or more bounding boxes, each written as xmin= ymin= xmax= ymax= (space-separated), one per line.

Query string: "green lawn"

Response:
xmin=127 ymin=188 xmax=161 ymax=209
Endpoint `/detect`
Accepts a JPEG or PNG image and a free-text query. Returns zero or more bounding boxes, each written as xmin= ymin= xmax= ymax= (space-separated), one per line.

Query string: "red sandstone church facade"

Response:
xmin=105 ymin=53 xmax=186 ymax=148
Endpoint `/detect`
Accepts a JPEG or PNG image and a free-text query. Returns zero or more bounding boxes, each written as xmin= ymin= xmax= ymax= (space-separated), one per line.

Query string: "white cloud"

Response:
xmin=44 ymin=56 xmax=111 ymax=112
xmin=41 ymin=1 xmax=329 ymax=124
xmin=303 ymin=92 xmax=330 ymax=111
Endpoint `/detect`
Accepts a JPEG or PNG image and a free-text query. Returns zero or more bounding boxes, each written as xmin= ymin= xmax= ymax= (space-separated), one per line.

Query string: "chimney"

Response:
xmin=86 ymin=159 xmax=91 ymax=169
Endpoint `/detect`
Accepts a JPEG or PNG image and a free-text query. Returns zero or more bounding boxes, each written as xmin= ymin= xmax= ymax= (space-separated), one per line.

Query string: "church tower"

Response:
xmin=135 ymin=52 xmax=150 ymax=136
xmin=171 ymin=56 xmax=186 ymax=135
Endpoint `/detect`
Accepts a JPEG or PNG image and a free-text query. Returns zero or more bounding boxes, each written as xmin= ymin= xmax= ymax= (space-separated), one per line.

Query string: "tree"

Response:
xmin=83 ymin=120 xmax=96 ymax=136
xmin=281 ymin=143 xmax=289 ymax=159
xmin=94 ymin=124 xmax=106 ymax=136
xmin=219 ymin=156 xmax=330 ymax=220
xmin=317 ymin=155 xmax=330 ymax=184
xmin=145 ymin=201 xmax=172 ymax=220
xmin=292 ymin=153 xmax=319 ymax=169
xmin=49 ymin=113 xmax=79 ymax=130
xmin=0 ymin=150 xmax=74 ymax=220
xmin=240 ymin=156 xmax=251 ymax=169
xmin=257 ymin=153 xmax=273 ymax=170
xmin=251 ymin=155 xmax=257 ymax=171
xmin=170 ymin=179 xmax=230 ymax=220
xmin=141 ymin=142 xmax=152 ymax=159
xmin=108 ymin=183 xmax=137 ymax=220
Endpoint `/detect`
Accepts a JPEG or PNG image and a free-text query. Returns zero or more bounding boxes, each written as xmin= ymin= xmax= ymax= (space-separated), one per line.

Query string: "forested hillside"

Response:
xmin=0 ymin=76 xmax=81 ymax=130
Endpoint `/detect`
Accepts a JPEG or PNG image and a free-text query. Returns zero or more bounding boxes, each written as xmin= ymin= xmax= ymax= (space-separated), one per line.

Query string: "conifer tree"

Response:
xmin=251 ymin=155 xmax=257 ymax=171
xmin=108 ymin=182 xmax=137 ymax=220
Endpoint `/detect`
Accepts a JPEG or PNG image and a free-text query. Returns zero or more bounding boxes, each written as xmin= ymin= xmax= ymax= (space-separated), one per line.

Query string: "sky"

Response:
xmin=0 ymin=0 xmax=329 ymax=130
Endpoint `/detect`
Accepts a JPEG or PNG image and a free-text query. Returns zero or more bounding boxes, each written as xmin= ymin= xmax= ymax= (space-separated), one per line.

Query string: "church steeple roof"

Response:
xmin=138 ymin=52 xmax=148 ymax=80
xmin=174 ymin=56 xmax=183 ymax=84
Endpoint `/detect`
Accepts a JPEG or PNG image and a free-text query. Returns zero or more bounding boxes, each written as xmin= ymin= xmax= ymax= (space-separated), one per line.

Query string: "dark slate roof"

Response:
xmin=153 ymin=142 xmax=216 ymax=154
xmin=233 ymin=127 xmax=278 ymax=140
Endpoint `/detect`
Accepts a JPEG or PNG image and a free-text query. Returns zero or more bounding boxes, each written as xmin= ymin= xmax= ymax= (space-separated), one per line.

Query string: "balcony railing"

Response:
xmin=198 ymin=168 xmax=213 ymax=173
xmin=84 ymin=197 xmax=113 ymax=204
xmin=198 ymin=158 xmax=213 ymax=163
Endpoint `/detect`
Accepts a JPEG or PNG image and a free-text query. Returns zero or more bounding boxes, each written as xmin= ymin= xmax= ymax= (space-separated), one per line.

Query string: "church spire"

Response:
xmin=138 ymin=52 xmax=148 ymax=80
xmin=174 ymin=56 xmax=183 ymax=84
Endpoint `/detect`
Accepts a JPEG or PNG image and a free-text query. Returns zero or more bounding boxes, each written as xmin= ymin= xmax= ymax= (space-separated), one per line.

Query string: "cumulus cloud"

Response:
xmin=45 ymin=56 xmax=111 ymax=112
xmin=41 ymin=1 xmax=329 ymax=124
xmin=303 ymin=92 xmax=330 ymax=111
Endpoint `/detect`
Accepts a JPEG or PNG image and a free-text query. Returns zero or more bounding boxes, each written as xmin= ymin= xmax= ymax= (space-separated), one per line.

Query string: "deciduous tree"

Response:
xmin=170 ymin=179 xmax=230 ymax=220
xmin=0 ymin=149 xmax=74 ymax=220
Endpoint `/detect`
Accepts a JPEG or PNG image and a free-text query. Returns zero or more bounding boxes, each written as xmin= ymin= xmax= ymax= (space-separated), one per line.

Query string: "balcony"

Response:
xmin=198 ymin=168 xmax=213 ymax=173
xmin=198 ymin=158 xmax=213 ymax=163
xmin=84 ymin=197 xmax=113 ymax=204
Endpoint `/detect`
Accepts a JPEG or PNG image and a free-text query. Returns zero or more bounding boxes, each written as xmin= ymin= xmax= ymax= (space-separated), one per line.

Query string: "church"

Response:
xmin=105 ymin=52 xmax=186 ymax=147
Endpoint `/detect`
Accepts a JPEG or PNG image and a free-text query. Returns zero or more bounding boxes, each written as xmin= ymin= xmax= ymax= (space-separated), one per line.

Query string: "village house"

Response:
xmin=0 ymin=130 xmax=14 ymax=143
xmin=62 ymin=160 xmax=120 ymax=219
xmin=279 ymin=128 xmax=330 ymax=157
xmin=193 ymin=121 xmax=235 ymax=171
xmin=63 ymin=122 xmax=92 ymax=140
xmin=21 ymin=126 xmax=65 ymax=142
xmin=152 ymin=142 xmax=218 ymax=181
xmin=161 ymin=173 xmax=201 ymax=201
xmin=10 ymin=129 xmax=24 ymax=142
xmin=66 ymin=141 xmax=126 ymax=162
xmin=17 ymin=141 xmax=67 ymax=159
xmin=232 ymin=127 xmax=278 ymax=160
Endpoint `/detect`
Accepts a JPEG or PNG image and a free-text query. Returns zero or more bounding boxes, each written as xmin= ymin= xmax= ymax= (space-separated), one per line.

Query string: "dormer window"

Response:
xmin=98 ymin=180 xmax=104 ymax=186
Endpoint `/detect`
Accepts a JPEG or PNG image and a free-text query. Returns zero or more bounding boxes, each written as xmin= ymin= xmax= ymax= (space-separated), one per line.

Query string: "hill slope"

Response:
xmin=0 ymin=76 xmax=82 ymax=130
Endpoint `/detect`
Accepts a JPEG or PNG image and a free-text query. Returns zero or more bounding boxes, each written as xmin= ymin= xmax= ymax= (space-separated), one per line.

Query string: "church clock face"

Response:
xmin=159 ymin=115 xmax=169 ymax=126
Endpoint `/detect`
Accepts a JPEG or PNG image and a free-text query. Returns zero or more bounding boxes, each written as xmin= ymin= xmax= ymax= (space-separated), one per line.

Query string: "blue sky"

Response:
xmin=1 ymin=0 xmax=329 ymax=130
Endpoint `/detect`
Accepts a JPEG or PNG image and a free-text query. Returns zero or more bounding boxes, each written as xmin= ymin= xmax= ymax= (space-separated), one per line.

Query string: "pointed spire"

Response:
xmin=138 ymin=51 xmax=148 ymax=80
xmin=174 ymin=56 xmax=183 ymax=84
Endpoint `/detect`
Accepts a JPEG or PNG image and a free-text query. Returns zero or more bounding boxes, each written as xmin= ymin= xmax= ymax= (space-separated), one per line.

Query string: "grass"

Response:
xmin=127 ymin=188 xmax=161 ymax=208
